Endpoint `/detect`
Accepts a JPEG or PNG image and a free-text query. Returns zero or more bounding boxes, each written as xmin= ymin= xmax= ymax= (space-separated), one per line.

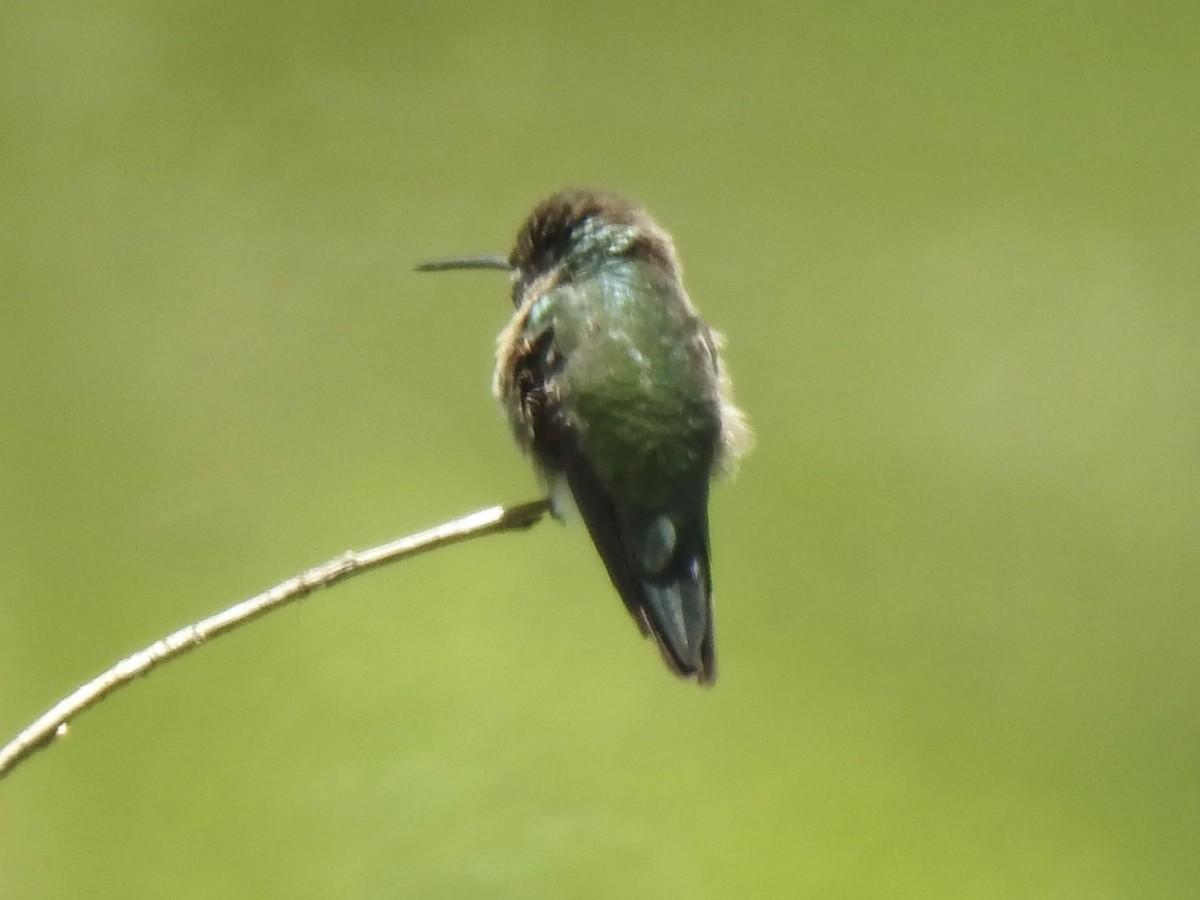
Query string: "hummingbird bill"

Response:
xmin=418 ymin=189 xmax=751 ymax=684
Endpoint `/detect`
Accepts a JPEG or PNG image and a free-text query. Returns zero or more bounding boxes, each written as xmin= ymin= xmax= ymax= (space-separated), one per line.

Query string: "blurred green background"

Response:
xmin=2 ymin=2 xmax=1197 ymax=897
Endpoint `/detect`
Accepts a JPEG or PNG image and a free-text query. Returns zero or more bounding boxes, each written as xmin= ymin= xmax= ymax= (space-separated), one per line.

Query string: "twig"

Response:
xmin=0 ymin=498 xmax=551 ymax=781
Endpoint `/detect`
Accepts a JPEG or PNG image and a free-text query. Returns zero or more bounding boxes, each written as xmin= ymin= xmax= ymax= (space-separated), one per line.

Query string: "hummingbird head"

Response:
xmin=507 ymin=190 xmax=682 ymax=304
xmin=416 ymin=189 xmax=683 ymax=308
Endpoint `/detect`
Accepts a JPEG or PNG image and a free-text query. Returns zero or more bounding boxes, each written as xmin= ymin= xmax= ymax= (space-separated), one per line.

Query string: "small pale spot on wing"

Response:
xmin=639 ymin=515 xmax=677 ymax=574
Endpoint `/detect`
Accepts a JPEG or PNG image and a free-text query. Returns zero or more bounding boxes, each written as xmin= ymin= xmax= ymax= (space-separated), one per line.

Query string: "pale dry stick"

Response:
xmin=0 ymin=498 xmax=551 ymax=781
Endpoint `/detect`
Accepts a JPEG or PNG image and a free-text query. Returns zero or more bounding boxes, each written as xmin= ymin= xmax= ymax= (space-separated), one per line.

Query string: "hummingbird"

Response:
xmin=418 ymin=189 xmax=751 ymax=684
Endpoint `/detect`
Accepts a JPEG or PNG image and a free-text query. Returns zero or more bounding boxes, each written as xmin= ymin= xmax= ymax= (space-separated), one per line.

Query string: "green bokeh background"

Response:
xmin=2 ymin=3 xmax=1197 ymax=897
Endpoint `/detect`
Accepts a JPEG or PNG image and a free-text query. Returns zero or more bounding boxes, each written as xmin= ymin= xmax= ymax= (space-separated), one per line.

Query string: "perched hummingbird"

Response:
xmin=418 ymin=189 xmax=751 ymax=684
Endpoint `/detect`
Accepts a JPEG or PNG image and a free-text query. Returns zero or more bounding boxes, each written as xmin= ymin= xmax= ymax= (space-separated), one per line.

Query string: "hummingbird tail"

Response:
xmin=630 ymin=526 xmax=717 ymax=685
xmin=562 ymin=458 xmax=717 ymax=683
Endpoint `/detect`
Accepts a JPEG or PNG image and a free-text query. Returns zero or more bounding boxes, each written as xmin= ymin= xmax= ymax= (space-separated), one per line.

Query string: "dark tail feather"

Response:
xmin=562 ymin=457 xmax=716 ymax=684
xmin=631 ymin=525 xmax=716 ymax=684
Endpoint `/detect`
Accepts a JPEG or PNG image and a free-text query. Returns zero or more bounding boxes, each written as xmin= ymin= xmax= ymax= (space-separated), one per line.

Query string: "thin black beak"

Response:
xmin=415 ymin=255 xmax=510 ymax=273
